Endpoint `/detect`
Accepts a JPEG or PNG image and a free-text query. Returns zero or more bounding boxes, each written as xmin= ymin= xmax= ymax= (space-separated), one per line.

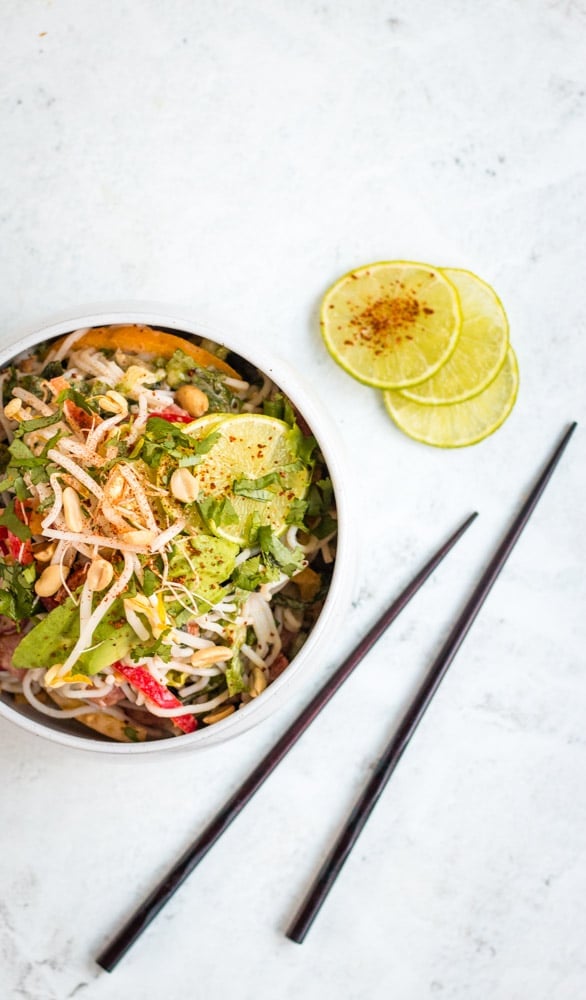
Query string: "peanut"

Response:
xmin=62 ymin=486 xmax=85 ymax=533
xmin=34 ymin=542 xmax=57 ymax=564
xmin=190 ymin=646 xmax=233 ymax=667
xmin=202 ymin=704 xmax=235 ymax=725
xmin=174 ymin=384 xmax=209 ymax=418
xmin=4 ymin=398 xmax=23 ymax=421
xmin=170 ymin=467 xmax=199 ymax=504
xmin=97 ymin=390 xmax=128 ymax=416
xmin=35 ymin=563 xmax=69 ymax=597
xmin=87 ymin=558 xmax=114 ymax=592
xmin=120 ymin=528 xmax=156 ymax=548
xmin=249 ymin=666 xmax=267 ymax=698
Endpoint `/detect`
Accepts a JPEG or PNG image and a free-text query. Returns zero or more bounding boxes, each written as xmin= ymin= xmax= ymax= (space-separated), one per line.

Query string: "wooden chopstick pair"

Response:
xmin=97 ymin=422 xmax=576 ymax=971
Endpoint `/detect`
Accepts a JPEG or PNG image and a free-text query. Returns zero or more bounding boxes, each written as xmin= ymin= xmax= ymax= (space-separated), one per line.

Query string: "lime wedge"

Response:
xmin=399 ymin=268 xmax=509 ymax=404
xmin=383 ymin=347 xmax=519 ymax=447
xmin=320 ymin=260 xmax=461 ymax=388
xmin=187 ymin=413 xmax=310 ymax=544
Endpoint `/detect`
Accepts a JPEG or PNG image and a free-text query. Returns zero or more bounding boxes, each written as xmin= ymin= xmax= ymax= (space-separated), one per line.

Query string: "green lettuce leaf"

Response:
xmin=11 ymin=597 xmax=135 ymax=674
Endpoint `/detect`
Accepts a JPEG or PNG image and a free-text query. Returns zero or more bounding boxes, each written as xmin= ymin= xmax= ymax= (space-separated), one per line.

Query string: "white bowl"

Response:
xmin=0 ymin=306 xmax=354 ymax=754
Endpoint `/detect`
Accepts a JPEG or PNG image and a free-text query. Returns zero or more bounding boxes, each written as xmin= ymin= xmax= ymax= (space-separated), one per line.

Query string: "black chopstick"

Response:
xmin=96 ymin=512 xmax=477 ymax=971
xmin=286 ymin=421 xmax=577 ymax=944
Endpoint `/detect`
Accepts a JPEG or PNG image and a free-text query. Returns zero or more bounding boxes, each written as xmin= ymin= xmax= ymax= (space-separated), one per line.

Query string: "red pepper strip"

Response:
xmin=7 ymin=532 xmax=33 ymax=564
xmin=113 ymin=662 xmax=196 ymax=734
xmin=149 ymin=411 xmax=193 ymax=424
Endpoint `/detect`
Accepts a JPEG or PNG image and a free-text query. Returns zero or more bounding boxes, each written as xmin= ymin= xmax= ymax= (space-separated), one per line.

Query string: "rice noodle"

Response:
xmin=43 ymin=527 xmax=152 ymax=555
xmin=85 ymin=411 xmax=127 ymax=453
xmin=41 ymin=473 xmax=65 ymax=530
xmin=124 ymin=603 xmax=150 ymax=641
xmin=151 ymin=519 xmax=186 ymax=552
xmin=119 ymin=464 xmax=158 ymax=531
xmin=178 ymin=676 xmax=213 ymax=698
xmin=58 ymin=437 xmax=106 ymax=466
xmin=143 ymin=690 xmax=231 ymax=717
xmin=57 ymin=553 xmax=134 ymax=678
xmin=69 ymin=348 xmax=123 ymax=385
xmin=48 ymin=328 xmax=90 ymax=362
xmin=125 ymin=391 xmax=149 ymax=446
xmin=22 ymin=671 xmax=125 ymax=720
xmin=12 ymin=387 xmax=54 ymax=416
xmin=79 ymin=577 xmax=94 ymax=633
xmin=241 ymin=643 xmax=267 ymax=669
xmin=47 ymin=449 xmax=104 ymax=499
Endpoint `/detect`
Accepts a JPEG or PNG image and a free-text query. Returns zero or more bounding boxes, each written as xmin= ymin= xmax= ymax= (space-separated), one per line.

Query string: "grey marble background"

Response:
xmin=1 ymin=2 xmax=585 ymax=998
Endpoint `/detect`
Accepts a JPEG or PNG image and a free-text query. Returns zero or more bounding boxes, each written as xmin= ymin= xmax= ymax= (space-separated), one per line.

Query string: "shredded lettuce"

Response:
xmin=258 ymin=526 xmax=305 ymax=576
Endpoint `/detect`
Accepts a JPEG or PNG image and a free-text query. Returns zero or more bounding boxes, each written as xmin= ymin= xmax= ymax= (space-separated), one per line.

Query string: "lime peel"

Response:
xmin=399 ymin=267 xmax=510 ymax=405
xmin=383 ymin=347 xmax=519 ymax=448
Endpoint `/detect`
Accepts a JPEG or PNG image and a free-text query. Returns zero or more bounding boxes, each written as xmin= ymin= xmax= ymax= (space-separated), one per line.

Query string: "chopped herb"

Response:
xmin=232 ymin=555 xmax=279 ymax=591
xmin=0 ymin=561 xmax=38 ymax=623
xmin=40 ymin=360 xmax=65 ymax=380
xmin=0 ymin=500 xmax=31 ymax=542
xmin=56 ymin=387 xmax=95 ymax=414
xmin=13 ymin=477 xmax=31 ymax=502
xmin=285 ymin=497 xmax=308 ymax=527
xmin=142 ymin=568 xmax=159 ymax=597
xmin=233 ymin=471 xmax=282 ymax=501
xmin=129 ymin=631 xmax=173 ymax=663
xmin=14 ymin=410 xmax=61 ymax=437
xmin=7 ymin=439 xmax=46 ymax=469
xmin=197 ymin=495 xmax=238 ymax=530
xmin=258 ymin=526 xmax=305 ymax=576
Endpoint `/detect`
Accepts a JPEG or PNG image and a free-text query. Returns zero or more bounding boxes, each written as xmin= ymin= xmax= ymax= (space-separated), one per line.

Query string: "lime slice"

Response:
xmin=400 ymin=268 xmax=509 ymax=404
xmin=184 ymin=412 xmax=229 ymax=437
xmin=383 ymin=347 xmax=519 ymax=448
xmin=320 ymin=260 xmax=461 ymax=388
xmin=187 ymin=413 xmax=310 ymax=544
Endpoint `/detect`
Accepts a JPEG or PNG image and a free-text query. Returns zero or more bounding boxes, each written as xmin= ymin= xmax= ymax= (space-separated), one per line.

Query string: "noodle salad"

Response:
xmin=0 ymin=325 xmax=336 ymax=741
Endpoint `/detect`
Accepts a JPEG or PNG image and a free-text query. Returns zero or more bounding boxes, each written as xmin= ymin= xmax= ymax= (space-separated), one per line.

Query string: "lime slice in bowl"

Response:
xmin=186 ymin=413 xmax=310 ymax=544
xmin=399 ymin=268 xmax=509 ymax=405
xmin=383 ymin=347 xmax=519 ymax=447
xmin=320 ymin=260 xmax=462 ymax=389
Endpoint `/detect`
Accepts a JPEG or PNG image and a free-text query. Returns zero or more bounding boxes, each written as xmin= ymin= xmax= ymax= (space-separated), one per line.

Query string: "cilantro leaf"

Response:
xmin=286 ymin=424 xmax=317 ymax=464
xmin=285 ymin=497 xmax=308 ymax=527
xmin=0 ymin=500 xmax=31 ymax=541
xmin=0 ymin=561 xmax=38 ymax=623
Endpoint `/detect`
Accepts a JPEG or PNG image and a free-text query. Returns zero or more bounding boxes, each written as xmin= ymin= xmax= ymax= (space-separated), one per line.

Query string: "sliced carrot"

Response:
xmin=54 ymin=324 xmax=241 ymax=378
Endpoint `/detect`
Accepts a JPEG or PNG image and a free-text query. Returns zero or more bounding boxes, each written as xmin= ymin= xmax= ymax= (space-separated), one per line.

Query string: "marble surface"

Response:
xmin=1 ymin=2 xmax=585 ymax=998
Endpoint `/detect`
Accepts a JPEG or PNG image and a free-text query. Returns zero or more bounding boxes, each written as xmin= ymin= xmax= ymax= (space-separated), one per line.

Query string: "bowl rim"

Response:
xmin=0 ymin=305 xmax=354 ymax=754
